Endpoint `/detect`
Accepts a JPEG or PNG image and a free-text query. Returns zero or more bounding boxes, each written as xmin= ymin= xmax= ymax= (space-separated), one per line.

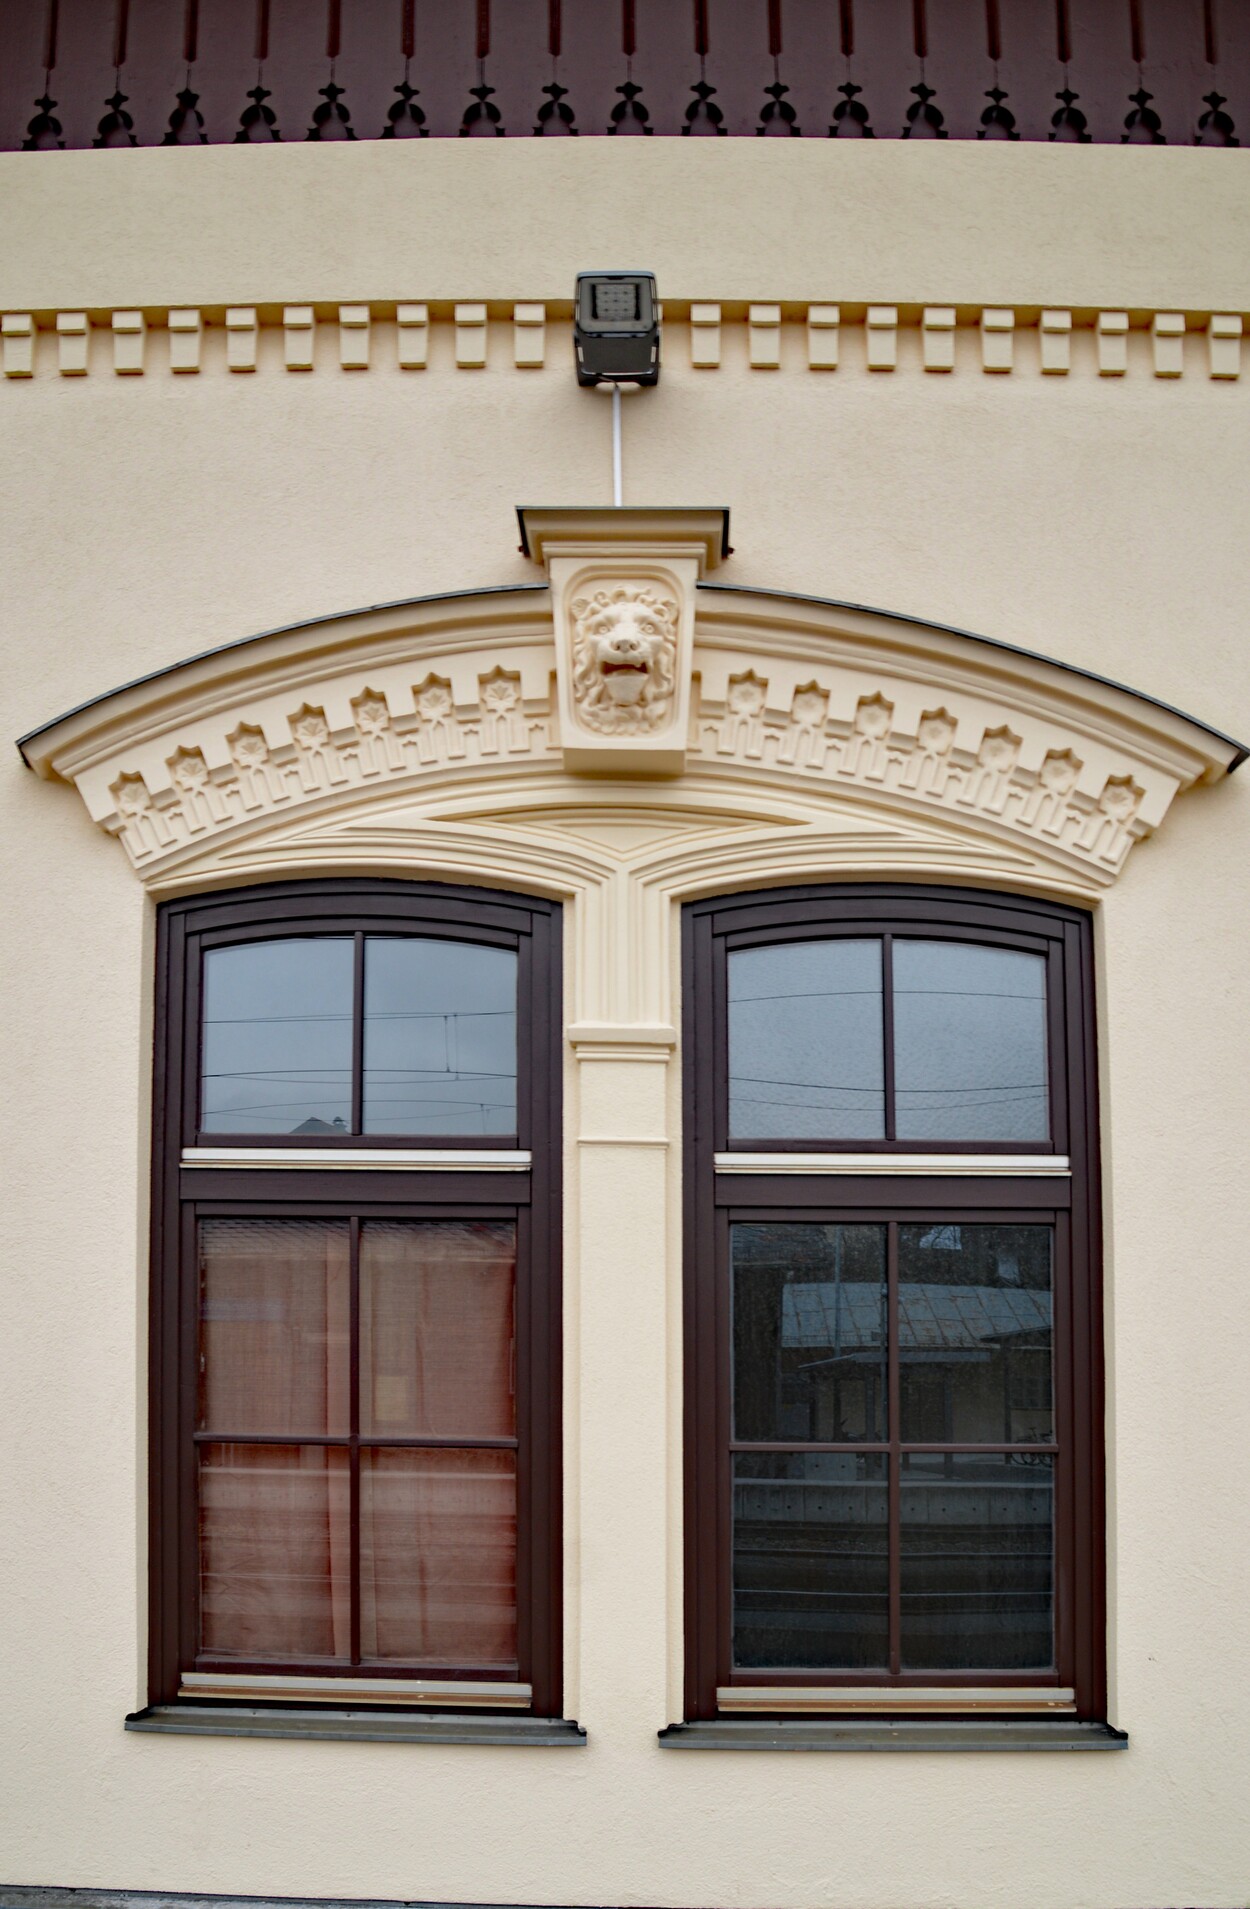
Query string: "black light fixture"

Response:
xmin=573 ymin=271 xmax=660 ymax=386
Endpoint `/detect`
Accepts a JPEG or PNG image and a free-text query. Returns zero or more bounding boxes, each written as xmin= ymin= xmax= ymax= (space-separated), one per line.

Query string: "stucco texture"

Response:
xmin=2 ymin=141 xmax=1249 ymax=1909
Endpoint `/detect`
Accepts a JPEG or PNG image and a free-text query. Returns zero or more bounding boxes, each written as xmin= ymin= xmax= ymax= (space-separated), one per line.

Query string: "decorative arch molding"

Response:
xmin=19 ymin=507 xmax=1241 ymax=1029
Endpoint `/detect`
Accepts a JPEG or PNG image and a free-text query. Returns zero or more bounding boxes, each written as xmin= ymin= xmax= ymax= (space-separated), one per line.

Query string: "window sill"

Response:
xmin=658 ymin=1718 xmax=1127 ymax=1751
xmin=126 ymin=1704 xmax=586 ymax=1746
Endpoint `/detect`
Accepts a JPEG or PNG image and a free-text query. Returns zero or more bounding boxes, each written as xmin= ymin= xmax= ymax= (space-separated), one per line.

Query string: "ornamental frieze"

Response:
xmin=17 ymin=506 xmax=1241 ymax=899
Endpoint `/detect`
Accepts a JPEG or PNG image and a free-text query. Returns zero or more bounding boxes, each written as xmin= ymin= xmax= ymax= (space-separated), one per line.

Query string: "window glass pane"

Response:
xmin=898 ymin=1224 xmax=1052 ymax=1443
xmin=359 ymin=1449 xmax=517 ymax=1670
xmin=360 ymin=1220 xmax=516 ymax=1438
xmin=733 ymin=1453 xmax=888 ymax=1669
xmin=199 ymin=1443 xmax=351 ymax=1661
xmin=202 ymin=937 xmax=353 ymax=1135
xmin=893 ymin=940 xmax=1049 ymax=1142
xmin=900 ymin=1453 xmax=1054 ymax=1670
xmin=199 ymin=1218 xmax=351 ymax=1436
xmin=363 ymin=937 xmax=517 ymax=1136
xmin=733 ymin=1223 xmax=887 ymax=1442
xmin=728 ymin=939 xmax=884 ymax=1140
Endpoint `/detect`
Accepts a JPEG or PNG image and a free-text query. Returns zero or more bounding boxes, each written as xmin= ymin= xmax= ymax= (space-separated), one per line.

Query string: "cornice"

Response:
xmin=19 ymin=588 xmax=553 ymax=780
xmin=2 ymin=303 xmax=1244 ymax=381
xmin=17 ymin=552 xmax=1241 ymax=913
xmin=694 ymin=587 xmax=1246 ymax=790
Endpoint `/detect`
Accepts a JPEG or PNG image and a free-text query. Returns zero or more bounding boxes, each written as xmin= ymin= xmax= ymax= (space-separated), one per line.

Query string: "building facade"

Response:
xmin=3 ymin=8 xmax=1250 ymax=1907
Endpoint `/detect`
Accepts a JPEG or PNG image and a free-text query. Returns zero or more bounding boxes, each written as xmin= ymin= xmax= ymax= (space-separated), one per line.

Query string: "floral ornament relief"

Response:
xmin=720 ymin=671 xmax=769 ymax=758
xmin=691 ymin=675 xmax=1152 ymax=873
xmin=902 ymin=707 xmax=958 ymax=797
xmin=570 ymin=585 xmax=680 ymax=735
xmin=1022 ymin=748 xmax=1083 ymax=834
xmin=779 ymin=682 xmax=831 ymax=770
xmin=227 ymin=724 xmax=286 ymax=808
xmin=93 ymin=645 xmax=1158 ymax=884
xmin=351 ymin=689 xmax=405 ymax=774
xmin=289 ymin=704 xmax=348 ymax=791
xmin=478 ymin=667 xmax=530 ymax=752
xmin=109 ymin=770 xmax=173 ymax=851
xmin=167 ymin=746 xmax=229 ymax=829
xmin=1078 ymin=775 xmax=1144 ymax=856
xmin=412 ymin=673 xmax=466 ymax=763
xmin=839 ymin=693 xmax=895 ymax=780
xmin=958 ymin=725 xmax=1021 ymax=813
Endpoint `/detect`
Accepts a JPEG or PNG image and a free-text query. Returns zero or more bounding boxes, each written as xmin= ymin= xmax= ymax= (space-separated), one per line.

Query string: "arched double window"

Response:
xmin=681 ymin=885 xmax=1105 ymax=1726
xmin=148 ymin=874 xmax=1106 ymax=1737
xmin=148 ymin=880 xmax=564 ymax=1730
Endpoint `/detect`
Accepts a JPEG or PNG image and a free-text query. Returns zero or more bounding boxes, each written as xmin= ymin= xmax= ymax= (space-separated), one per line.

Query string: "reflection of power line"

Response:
xmin=731 ymin=988 xmax=882 ymax=1004
xmin=207 ymin=1098 xmax=515 ymax=1118
xmin=206 ymin=1069 xmax=515 ymax=1082
xmin=205 ymin=1070 xmax=352 ymax=1081
xmin=894 ymin=988 xmax=1043 ymax=1000
xmin=733 ymin=1075 xmax=880 ymax=1093
xmin=368 ymin=1009 xmax=514 ymax=1020
xmin=207 ymin=1008 xmax=514 ymax=1023
xmin=733 ymin=1074 xmax=1044 ymax=1094
xmin=372 ymin=1077 xmax=514 ymax=1087
xmin=734 ymin=1095 xmax=1046 ymax=1119
xmin=206 ymin=1012 xmax=352 ymax=1024
xmin=731 ymin=987 xmax=1041 ymax=1004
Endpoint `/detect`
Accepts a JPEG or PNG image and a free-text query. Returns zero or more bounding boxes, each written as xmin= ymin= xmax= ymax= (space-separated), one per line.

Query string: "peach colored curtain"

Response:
xmin=359 ymin=1220 xmax=515 ymax=1436
xmin=197 ymin=1217 xmax=517 ymax=1669
xmin=359 ymin=1448 xmax=517 ymax=1669
xmin=358 ymin=1221 xmax=517 ymax=1667
xmin=199 ymin=1444 xmax=351 ymax=1660
xmin=198 ymin=1219 xmax=351 ymax=1660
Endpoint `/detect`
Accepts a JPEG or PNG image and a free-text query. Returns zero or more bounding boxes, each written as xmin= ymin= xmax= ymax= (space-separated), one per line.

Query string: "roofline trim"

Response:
xmin=16 ymin=582 xmax=549 ymax=768
xmin=696 ymin=581 xmax=1247 ymax=772
xmin=16 ymin=575 xmax=1244 ymax=778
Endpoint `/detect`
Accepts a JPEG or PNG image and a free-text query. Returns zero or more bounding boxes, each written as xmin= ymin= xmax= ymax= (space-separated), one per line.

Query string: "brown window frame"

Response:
xmin=149 ymin=878 xmax=564 ymax=1718
xmin=682 ymin=883 xmax=1105 ymax=1721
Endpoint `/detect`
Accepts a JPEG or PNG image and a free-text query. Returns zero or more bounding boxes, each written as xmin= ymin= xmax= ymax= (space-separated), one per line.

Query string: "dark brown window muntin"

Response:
xmin=150 ymin=878 xmax=564 ymax=1718
xmin=683 ymin=883 xmax=1105 ymax=1722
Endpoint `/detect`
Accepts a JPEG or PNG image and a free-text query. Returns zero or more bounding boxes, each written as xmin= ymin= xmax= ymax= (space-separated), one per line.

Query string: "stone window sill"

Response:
xmin=125 ymin=1704 xmax=586 ymax=1746
xmin=658 ymin=1717 xmax=1127 ymax=1751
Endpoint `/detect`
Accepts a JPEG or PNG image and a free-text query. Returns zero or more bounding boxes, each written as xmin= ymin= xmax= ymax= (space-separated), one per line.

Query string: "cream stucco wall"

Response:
xmin=2 ymin=141 xmax=1250 ymax=1909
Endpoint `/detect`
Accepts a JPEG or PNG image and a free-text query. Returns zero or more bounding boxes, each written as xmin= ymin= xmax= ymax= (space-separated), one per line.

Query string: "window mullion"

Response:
xmin=349 ymin=1212 xmax=362 ymax=1667
xmin=887 ymin=1217 xmax=901 ymax=1676
xmin=882 ymin=934 xmax=897 ymax=1143
xmin=351 ymin=931 xmax=365 ymax=1137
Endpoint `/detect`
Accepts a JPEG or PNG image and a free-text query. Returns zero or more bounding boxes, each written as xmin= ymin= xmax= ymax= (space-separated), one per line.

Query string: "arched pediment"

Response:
xmin=19 ymin=510 xmax=1241 ymax=937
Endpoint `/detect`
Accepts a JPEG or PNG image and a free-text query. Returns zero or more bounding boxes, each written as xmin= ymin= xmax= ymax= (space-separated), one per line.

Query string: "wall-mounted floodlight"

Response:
xmin=574 ymin=271 xmax=660 ymax=387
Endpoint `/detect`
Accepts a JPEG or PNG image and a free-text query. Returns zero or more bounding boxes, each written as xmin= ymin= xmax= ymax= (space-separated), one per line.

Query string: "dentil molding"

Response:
xmin=2 ymin=306 xmax=1244 ymax=380
xmin=18 ymin=507 xmax=1243 ymax=1027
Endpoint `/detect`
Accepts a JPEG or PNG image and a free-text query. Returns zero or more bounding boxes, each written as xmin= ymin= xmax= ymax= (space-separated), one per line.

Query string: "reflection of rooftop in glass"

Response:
xmin=782 ymin=1283 xmax=1050 ymax=1352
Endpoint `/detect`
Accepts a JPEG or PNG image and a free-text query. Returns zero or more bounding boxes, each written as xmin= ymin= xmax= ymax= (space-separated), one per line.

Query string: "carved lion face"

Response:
xmin=570 ymin=587 xmax=678 ymax=734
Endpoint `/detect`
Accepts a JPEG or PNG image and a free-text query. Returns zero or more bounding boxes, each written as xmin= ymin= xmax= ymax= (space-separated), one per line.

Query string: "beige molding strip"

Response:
xmin=2 ymin=305 xmax=1244 ymax=380
xmin=181 ymin=1146 xmax=531 ymax=1170
xmin=181 ymin=1671 xmax=532 ymax=1708
xmin=715 ymin=1152 xmax=1070 ymax=1176
xmin=717 ymin=1686 xmax=1077 ymax=1714
xmin=567 ymin=1023 xmax=678 ymax=1059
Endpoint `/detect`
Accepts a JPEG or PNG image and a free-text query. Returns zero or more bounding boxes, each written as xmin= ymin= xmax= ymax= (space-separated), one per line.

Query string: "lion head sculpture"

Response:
xmin=570 ymin=586 xmax=680 ymax=735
